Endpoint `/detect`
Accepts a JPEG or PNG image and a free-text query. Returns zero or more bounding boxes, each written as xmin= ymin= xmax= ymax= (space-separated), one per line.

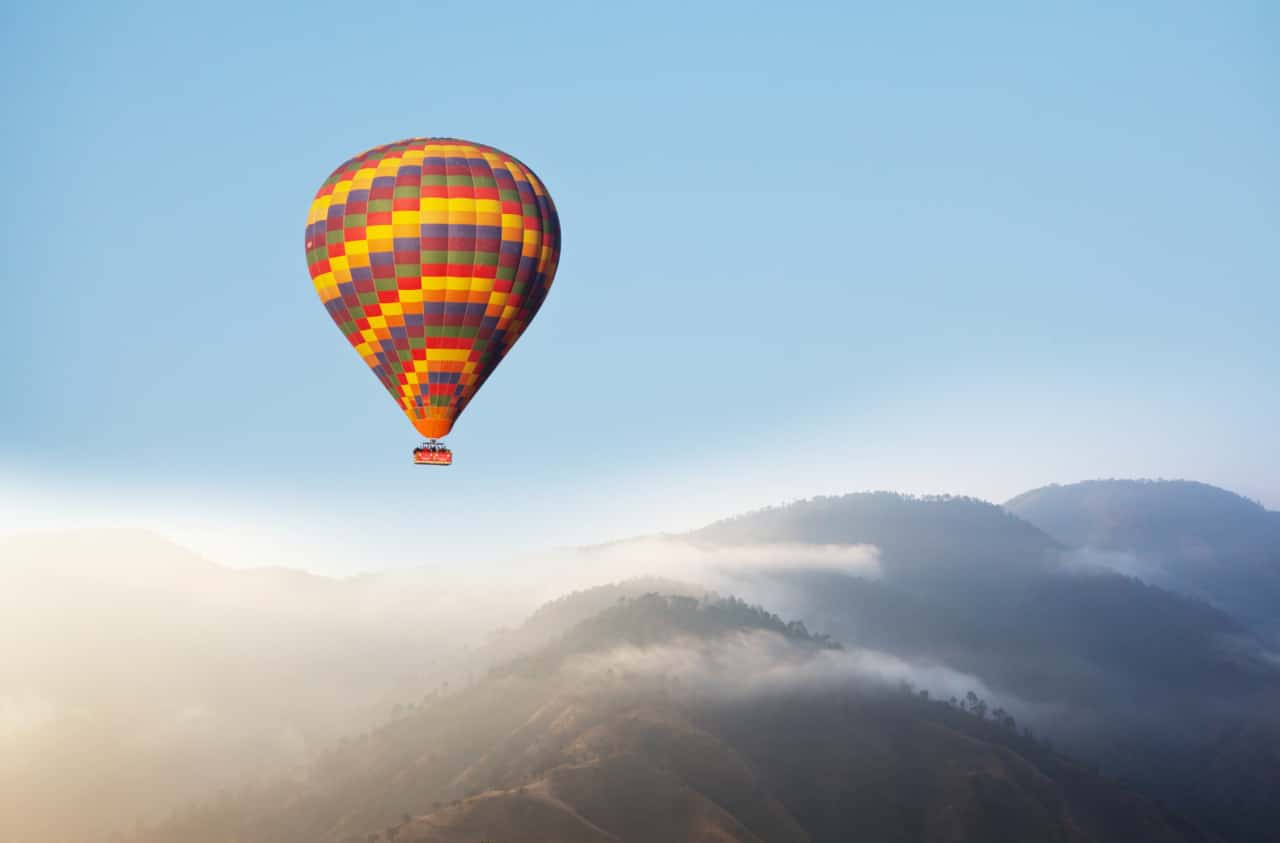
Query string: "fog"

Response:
xmin=533 ymin=538 xmax=882 ymax=592
xmin=0 ymin=529 xmax=535 ymax=841
xmin=3 ymin=482 xmax=1278 ymax=843
xmin=0 ymin=529 xmax=880 ymax=841
xmin=1058 ymin=547 xmax=1168 ymax=581
xmin=564 ymin=629 xmax=1016 ymax=714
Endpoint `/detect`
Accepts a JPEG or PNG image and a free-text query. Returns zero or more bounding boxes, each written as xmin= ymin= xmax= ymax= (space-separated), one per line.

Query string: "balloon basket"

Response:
xmin=413 ymin=442 xmax=453 ymax=466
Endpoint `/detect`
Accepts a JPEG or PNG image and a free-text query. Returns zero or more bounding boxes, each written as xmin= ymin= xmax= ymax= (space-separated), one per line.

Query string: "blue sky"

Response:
xmin=2 ymin=1 xmax=1276 ymax=572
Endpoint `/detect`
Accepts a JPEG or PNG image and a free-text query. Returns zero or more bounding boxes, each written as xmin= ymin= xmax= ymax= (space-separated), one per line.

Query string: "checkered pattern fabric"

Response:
xmin=305 ymin=138 xmax=561 ymax=439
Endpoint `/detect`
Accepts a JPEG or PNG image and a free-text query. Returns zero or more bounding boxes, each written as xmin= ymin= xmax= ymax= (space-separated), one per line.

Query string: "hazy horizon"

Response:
xmin=3 ymin=474 xmax=1275 ymax=579
xmin=5 ymin=469 xmax=1276 ymax=575
xmin=5 ymin=480 xmax=1278 ymax=843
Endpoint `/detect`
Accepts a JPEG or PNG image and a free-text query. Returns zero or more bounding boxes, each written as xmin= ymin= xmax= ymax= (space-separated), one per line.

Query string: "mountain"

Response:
xmin=1005 ymin=480 xmax=1280 ymax=632
xmin=129 ymin=593 xmax=1216 ymax=843
xmin=679 ymin=493 xmax=1272 ymax=703
xmin=668 ymin=491 xmax=1280 ymax=843
xmin=9 ymin=484 xmax=1278 ymax=843
xmin=691 ymin=492 xmax=1060 ymax=579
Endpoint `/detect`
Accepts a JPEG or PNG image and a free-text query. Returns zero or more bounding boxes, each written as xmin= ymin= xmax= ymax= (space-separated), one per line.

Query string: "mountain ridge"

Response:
xmin=1004 ymin=479 xmax=1280 ymax=633
xmin=129 ymin=591 xmax=1219 ymax=843
xmin=7 ymin=478 xmax=1276 ymax=843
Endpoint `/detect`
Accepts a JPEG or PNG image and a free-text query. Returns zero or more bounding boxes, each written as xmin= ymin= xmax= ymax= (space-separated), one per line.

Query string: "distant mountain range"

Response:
xmin=680 ymin=484 xmax=1280 ymax=842
xmin=1006 ymin=479 xmax=1280 ymax=635
xmin=4 ymin=479 xmax=1277 ymax=843
xmin=131 ymin=594 xmax=1216 ymax=843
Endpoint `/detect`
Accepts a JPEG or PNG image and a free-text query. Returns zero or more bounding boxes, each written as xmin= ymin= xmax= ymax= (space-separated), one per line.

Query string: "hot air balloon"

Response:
xmin=304 ymin=138 xmax=561 ymax=466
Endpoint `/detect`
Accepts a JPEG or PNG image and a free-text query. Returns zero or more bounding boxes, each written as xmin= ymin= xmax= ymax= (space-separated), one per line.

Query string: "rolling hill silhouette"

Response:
xmin=671 ymin=487 xmax=1280 ymax=843
xmin=132 ymin=594 xmax=1216 ymax=843
xmin=8 ymin=480 xmax=1277 ymax=843
xmin=1006 ymin=479 xmax=1280 ymax=633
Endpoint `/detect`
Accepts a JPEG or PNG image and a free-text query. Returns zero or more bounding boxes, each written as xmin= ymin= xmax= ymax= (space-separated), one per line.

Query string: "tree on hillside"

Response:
xmin=965 ymin=691 xmax=988 ymax=719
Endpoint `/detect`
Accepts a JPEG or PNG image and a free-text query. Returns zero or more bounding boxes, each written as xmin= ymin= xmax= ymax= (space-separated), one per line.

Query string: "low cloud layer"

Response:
xmin=1058 ymin=547 xmax=1170 ymax=583
xmin=565 ymin=628 xmax=1003 ymax=711
xmin=526 ymin=539 xmax=881 ymax=600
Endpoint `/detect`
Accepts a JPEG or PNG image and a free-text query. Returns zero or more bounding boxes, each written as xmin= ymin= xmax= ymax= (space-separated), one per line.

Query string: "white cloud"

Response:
xmin=565 ymin=628 xmax=995 ymax=707
xmin=517 ymin=538 xmax=881 ymax=603
xmin=1058 ymin=547 xmax=1168 ymax=583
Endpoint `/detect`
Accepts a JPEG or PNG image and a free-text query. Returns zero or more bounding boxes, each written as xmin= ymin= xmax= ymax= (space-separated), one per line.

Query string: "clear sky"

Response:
xmin=2 ymin=1 xmax=1276 ymax=572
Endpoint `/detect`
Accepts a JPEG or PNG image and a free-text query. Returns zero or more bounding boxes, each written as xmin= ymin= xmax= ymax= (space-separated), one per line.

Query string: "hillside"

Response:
xmin=1005 ymin=481 xmax=1274 ymax=553
xmin=9 ymin=485 xmax=1277 ymax=843
xmin=1005 ymin=480 xmax=1280 ymax=630
xmin=691 ymin=492 xmax=1060 ymax=579
xmin=130 ymin=593 xmax=1215 ymax=843
xmin=477 ymin=577 xmax=711 ymax=668
xmin=673 ymin=491 xmax=1280 ymax=843
xmin=673 ymin=493 xmax=1272 ymax=704
xmin=373 ymin=691 xmax=1215 ymax=843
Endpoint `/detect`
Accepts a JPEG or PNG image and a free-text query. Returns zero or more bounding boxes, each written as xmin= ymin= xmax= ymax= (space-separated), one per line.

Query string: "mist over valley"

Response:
xmin=3 ymin=479 xmax=1278 ymax=842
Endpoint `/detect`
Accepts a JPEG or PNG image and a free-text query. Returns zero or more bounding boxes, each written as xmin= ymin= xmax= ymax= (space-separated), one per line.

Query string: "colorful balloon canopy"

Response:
xmin=305 ymin=138 xmax=561 ymax=440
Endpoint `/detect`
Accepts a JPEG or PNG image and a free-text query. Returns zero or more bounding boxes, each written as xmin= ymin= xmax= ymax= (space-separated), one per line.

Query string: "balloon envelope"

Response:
xmin=305 ymin=138 xmax=561 ymax=439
